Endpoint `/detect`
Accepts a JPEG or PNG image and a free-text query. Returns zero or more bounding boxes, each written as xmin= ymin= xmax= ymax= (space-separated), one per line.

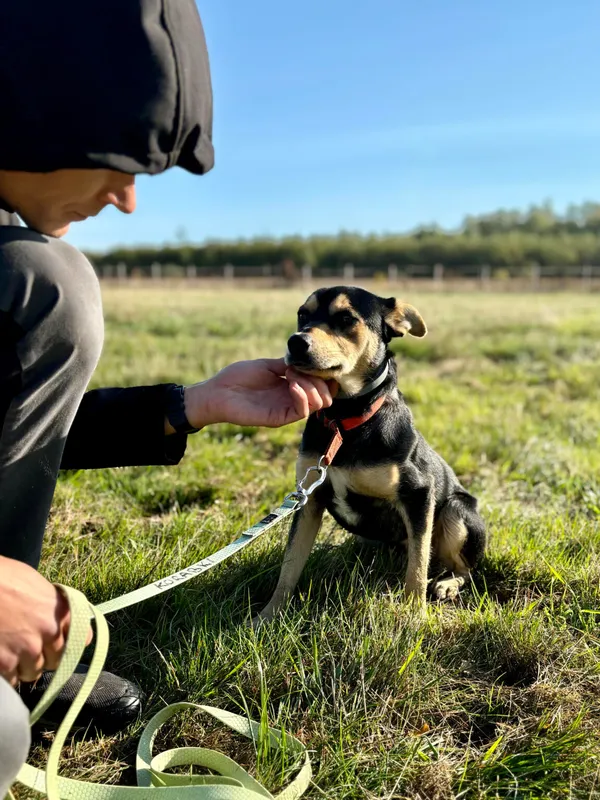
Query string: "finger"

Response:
xmin=306 ymin=375 xmax=334 ymax=407
xmin=288 ymin=380 xmax=309 ymax=420
xmin=58 ymin=608 xmax=71 ymax=642
xmin=292 ymin=374 xmax=325 ymax=413
xmin=86 ymin=625 xmax=94 ymax=647
xmin=17 ymin=651 xmax=46 ymax=684
xmin=286 ymin=369 xmax=333 ymax=407
xmin=260 ymin=357 xmax=287 ymax=376
xmin=326 ymin=379 xmax=340 ymax=399
xmin=1 ymin=656 xmax=19 ymax=687
xmin=54 ymin=586 xmax=71 ymax=630
xmin=43 ymin=631 xmax=66 ymax=672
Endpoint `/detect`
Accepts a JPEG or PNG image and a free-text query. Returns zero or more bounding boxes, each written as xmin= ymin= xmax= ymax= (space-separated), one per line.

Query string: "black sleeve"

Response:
xmin=60 ymin=384 xmax=188 ymax=470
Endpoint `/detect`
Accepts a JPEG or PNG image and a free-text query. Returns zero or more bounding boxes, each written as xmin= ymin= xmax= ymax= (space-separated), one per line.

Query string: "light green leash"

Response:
xmin=13 ymin=586 xmax=312 ymax=800
xmin=96 ymin=457 xmax=326 ymax=617
xmin=10 ymin=476 xmax=328 ymax=800
xmin=96 ymin=497 xmax=300 ymax=616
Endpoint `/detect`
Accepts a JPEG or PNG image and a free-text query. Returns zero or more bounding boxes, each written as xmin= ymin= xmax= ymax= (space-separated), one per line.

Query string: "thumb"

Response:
xmin=262 ymin=357 xmax=287 ymax=376
xmin=327 ymin=379 xmax=340 ymax=398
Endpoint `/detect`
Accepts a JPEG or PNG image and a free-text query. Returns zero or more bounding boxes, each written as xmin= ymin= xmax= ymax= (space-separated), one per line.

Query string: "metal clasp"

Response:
xmin=285 ymin=455 xmax=329 ymax=508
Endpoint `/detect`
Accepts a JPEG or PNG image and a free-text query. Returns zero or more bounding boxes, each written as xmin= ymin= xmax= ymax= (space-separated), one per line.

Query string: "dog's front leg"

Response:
xmin=253 ymin=496 xmax=325 ymax=625
xmin=398 ymin=472 xmax=435 ymax=609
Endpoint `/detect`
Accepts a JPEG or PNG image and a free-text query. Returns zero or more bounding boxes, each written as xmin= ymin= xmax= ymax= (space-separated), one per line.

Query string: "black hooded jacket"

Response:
xmin=0 ymin=0 xmax=215 ymax=468
xmin=0 ymin=0 xmax=214 ymax=176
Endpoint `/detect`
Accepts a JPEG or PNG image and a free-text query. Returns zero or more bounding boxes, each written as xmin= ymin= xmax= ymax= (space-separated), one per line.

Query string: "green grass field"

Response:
xmin=32 ymin=286 xmax=600 ymax=799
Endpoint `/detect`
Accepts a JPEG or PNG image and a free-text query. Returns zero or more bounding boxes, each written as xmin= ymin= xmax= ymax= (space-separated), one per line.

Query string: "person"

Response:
xmin=0 ymin=1 xmax=334 ymax=792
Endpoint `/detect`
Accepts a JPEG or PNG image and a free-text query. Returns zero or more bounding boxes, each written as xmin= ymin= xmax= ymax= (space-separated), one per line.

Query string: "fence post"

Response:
xmin=262 ymin=264 xmax=272 ymax=277
xmin=531 ymin=264 xmax=541 ymax=291
xmin=343 ymin=262 xmax=354 ymax=282
xmin=301 ymin=263 xmax=312 ymax=283
xmin=224 ymin=263 xmax=234 ymax=282
xmin=186 ymin=265 xmax=197 ymax=280
xmin=388 ymin=263 xmax=398 ymax=283
xmin=116 ymin=262 xmax=127 ymax=281
xmin=433 ymin=263 xmax=444 ymax=286
xmin=582 ymin=265 xmax=592 ymax=292
xmin=151 ymin=262 xmax=162 ymax=280
xmin=480 ymin=264 xmax=491 ymax=289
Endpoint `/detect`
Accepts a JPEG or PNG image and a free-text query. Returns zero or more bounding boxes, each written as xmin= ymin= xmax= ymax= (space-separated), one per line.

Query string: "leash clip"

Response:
xmin=285 ymin=456 xmax=329 ymax=508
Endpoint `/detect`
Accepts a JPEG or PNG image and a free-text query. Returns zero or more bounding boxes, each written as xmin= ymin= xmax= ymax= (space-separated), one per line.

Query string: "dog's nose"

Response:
xmin=287 ymin=332 xmax=312 ymax=360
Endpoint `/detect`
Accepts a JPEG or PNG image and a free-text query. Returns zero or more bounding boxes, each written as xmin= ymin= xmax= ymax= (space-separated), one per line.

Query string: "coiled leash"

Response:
xmin=10 ymin=481 xmax=323 ymax=800
xmin=12 ymin=586 xmax=311 ymax=800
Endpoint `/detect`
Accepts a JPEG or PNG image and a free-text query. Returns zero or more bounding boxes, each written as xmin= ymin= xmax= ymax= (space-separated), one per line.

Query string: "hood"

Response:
xmin=0 ymin=0 xmax=214 ymax=176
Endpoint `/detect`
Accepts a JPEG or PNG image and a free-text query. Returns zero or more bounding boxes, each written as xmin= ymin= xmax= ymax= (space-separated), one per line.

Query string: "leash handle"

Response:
xmin=14 ymin=586 xmax=312 ymax=800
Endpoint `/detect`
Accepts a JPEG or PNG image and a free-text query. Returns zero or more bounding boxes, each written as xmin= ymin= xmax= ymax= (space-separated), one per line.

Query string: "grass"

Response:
xmin=24 ymin=285 xmax=600 ymax=799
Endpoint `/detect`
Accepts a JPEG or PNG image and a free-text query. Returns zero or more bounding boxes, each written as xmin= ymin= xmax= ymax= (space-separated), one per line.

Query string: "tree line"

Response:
xmin=87 ymin=202 xmax=600 ymax=276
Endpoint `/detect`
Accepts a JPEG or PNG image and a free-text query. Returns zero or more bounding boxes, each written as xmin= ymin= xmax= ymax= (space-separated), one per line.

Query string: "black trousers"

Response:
xmin=0 ymin=226 xmax=104 ymax=567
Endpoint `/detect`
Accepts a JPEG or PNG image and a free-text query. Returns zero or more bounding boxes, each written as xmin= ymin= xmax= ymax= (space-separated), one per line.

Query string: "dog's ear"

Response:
xmin=381 ymin=298 xmax=427 ymax=339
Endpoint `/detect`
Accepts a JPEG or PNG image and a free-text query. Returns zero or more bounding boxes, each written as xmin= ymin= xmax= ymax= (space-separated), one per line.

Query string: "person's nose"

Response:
xmin=104 ymin=180 xmax=136 ymax=214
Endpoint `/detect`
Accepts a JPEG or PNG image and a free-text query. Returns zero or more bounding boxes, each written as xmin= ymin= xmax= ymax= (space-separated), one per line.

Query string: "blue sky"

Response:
xmin=67 ymin=0 xmax=600 ymax=252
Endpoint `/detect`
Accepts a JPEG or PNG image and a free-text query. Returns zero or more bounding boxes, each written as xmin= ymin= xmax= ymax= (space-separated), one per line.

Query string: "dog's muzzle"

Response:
xmin=286 ymin=332 xmax=313 ymax=365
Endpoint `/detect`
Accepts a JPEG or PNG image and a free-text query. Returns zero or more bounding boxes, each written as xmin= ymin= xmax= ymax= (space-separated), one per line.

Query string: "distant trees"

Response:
xmin=87 ymin=202 xmax=600 ymax=276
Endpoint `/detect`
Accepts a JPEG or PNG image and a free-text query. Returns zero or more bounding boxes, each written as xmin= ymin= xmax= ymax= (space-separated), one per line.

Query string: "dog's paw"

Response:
xmin=430 ymin=575 xmax=465 ymax=602
xmin=249 ymin=609 xmax=273 ymax=630
xmin=249 ymin=614 xmax=264 ymax=630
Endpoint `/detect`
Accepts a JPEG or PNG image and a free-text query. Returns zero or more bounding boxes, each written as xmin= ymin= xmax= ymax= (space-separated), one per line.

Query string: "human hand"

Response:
xmin=183 ymin=357 xmax=337 ymax=429
xmin=0 ymin=556 xmax=93 ymax=686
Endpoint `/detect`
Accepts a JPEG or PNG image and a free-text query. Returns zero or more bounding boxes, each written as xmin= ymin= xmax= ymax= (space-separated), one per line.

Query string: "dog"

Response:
xmin=255 ymin=286 xmax=487 ymax=622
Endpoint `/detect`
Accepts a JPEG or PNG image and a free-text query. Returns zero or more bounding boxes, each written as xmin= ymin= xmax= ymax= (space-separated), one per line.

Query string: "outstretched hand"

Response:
xmin=183 ymin=358 xmax=337 ymax=429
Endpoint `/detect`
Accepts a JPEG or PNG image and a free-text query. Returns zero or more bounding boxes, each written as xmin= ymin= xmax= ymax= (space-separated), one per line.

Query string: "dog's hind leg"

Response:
xmin=430 ymin=493 xmax=486 ymax=601
xmin=398 ymin=469 xmax=435 ymax=609
xmin=253 ymin=495 xmax=325 ymax=625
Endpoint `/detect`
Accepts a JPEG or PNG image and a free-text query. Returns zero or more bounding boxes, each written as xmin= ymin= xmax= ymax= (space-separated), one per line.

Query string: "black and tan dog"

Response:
xmin=255 ymin=286 xmax=486 ymax=622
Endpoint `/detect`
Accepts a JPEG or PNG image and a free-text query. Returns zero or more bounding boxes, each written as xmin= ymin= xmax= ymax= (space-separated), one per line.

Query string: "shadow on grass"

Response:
xmin=136 ymin=485 xmax=217 ymax=515
xmin=472 ymin=552 xmax=555 ymax=604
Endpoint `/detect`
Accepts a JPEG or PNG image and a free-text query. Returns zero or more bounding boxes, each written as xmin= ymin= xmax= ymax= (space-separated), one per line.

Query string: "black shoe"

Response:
xmin=19 ymin=665 xmax=142 ymax=734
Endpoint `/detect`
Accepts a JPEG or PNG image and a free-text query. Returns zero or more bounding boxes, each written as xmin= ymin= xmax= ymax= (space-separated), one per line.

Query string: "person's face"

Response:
xmin=0 ymin=168 xmax=136 ymax=237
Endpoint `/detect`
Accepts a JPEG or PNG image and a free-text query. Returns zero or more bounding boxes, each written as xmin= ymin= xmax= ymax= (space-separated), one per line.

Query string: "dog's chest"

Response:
xmin=327 ymin=463 xmax=400 ymax=530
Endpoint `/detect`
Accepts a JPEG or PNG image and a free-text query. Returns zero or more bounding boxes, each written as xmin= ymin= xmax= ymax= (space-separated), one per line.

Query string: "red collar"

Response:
xmin=317 ymin=394 xmax=387 ymax=466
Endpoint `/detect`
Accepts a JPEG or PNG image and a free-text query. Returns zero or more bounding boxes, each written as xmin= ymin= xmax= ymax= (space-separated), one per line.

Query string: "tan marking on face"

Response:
xmin=333 ymin=323 xmax=382 ymax=395
xmin=328 ymin=294 xmax=352 ymax=314
xmin=294 ymin=299 xmax=384 ymax=394
xmin=304 ymin=293 xmax=318 ymax=313
xmin=296 ymin=317 xmax=384 ymax=393
xmin=302 ymin=324 xmax=354 ymax=374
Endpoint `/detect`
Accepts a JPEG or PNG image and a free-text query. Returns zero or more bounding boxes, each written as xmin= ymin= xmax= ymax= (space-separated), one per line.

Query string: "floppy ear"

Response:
xmin=382 ymin=298 xmax=427 ymax=339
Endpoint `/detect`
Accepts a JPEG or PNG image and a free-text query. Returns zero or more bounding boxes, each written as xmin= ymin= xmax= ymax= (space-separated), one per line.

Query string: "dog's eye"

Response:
xmin=336 ymin=312 xmax=357 ymax=327
xmin=297 ymin=310 xmax=309 ymax=326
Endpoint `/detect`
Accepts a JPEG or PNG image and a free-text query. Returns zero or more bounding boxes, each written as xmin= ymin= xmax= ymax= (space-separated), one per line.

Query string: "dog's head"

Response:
xmin=286 ymin=286 xmax=426 ymax=393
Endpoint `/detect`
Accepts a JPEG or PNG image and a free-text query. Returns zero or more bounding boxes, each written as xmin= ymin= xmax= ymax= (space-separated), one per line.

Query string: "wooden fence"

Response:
xmin=96 ymin=262 xmax=600 ymax=291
